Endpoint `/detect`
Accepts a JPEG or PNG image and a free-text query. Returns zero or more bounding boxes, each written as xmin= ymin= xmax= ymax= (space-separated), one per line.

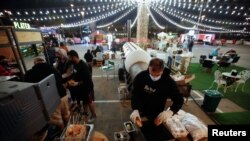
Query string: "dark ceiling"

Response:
xmin=0 ymin=0 xmax=250 ymax=33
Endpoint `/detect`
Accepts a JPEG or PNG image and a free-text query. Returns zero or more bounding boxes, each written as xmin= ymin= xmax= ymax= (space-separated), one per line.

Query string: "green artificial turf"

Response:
xmin=211 ymin=111 xmax=250 ymax=125
xmin=187 ymin=63 xmax=250 ymax=110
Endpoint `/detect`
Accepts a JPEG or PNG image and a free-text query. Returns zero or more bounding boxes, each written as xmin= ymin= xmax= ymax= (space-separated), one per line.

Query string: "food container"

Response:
xmin=55 ymin=124 xmax=94 ymax=141
xmin=114 ymin=131 xmax=130 ymax=141
xmin=123 ymin=121 xmax=136 ymax=133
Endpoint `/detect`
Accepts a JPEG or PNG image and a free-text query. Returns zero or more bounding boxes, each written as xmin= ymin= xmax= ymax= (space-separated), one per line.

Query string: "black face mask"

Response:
xmin=68 ymin=60 xmax=75 ymax=64
xmin=56 ymin=56 xmax=62 ymax=60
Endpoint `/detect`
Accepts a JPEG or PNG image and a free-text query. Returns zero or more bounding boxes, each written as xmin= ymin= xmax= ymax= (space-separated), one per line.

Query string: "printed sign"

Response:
xmin=15 ymin=31 xmax=42 ymax=44
xmin=13 ymin=22 xmax=31 ymax=29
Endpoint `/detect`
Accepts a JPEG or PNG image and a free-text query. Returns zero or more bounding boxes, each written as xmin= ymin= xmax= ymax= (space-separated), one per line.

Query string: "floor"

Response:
xmin=23 ymin=43 xmax=249 ymax=140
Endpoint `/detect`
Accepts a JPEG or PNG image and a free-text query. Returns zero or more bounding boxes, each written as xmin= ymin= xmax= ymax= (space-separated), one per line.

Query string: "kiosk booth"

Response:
xmin=0 ymin=21 xmax=44 ymax=78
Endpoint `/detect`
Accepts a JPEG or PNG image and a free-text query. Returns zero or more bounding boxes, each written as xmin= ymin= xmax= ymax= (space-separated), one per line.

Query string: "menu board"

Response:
xmin=0 ymin=30 xmax=10 ymax=45
xmin=15 ymin=30 xmax=43 ymax=44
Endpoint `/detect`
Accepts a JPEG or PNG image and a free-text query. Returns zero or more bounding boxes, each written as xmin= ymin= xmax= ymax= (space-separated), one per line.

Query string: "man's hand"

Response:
xmin=130 ymin=110 xmax=142 ymax=127
xmin=154 ymin=110 xmax=173 ymax=126
xmin=68 ymin=80 xmax=79 ymax=87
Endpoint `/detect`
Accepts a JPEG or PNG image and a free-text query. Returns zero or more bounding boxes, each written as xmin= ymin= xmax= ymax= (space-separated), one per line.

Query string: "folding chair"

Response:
xmin=235 ymin=70 xmax=250 ymax=92
xmin=101 ymin=60 xmax=115 ymax=80
xmin=231 ymin=56 xmax=240 ymax=66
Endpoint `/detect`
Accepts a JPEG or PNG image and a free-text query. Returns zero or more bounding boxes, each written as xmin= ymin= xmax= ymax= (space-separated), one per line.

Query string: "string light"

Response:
xmin=97 ymin=7 xmax=135 ymax=28
xmin=153 ymin=7 xmax=250 ymax=34
xmin=4 ymin=2 xmax=132 ymax=16
xmin=10 ymin=3 xmax=132 ymax=22
xmin=146 ymin=6 xmax=165 ymax=29
xmin=46 ymin=7 xmax=135 ymax=29
xmin=158 ymin=6 xmax=248 ymax=26
xmin=2 ymin=0 xmax=248 ymax=32
xmin=130 ymin=5 xmax=139 ymax=28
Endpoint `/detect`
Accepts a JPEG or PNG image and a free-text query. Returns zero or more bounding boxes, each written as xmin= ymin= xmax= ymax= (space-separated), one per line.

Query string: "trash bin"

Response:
xmin=201 ymin=90 xmax=223 ymax=112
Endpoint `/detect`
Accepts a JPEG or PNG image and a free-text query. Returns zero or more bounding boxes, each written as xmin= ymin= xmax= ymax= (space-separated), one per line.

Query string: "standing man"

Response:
xmin=93 ymin=36 xmax=97 ymax=45
xmin=188 ymin=38 xmax=194 ymax=52
xmin=32 ymin=44 xmax=39 ymax=56
xmin=130 ymin=58 xmax=184 ymax=141
xmin=209 ymin=47 xmax=221 ymax=57
xmin=111 ymin=39 xmax=117 ymax=53
xmin=59 ymin=42 xmax=69 ymax=53
xmin=24 ymin=57 xmax=70 ymax=140
xmin=67 ymin=50 xmax=96 ymax=123
xmin=54 ymin=48 xmax=74 ymax=86
xmin=166 ymin=46 xmax=173 ymax=70
xmin=84 ymin=49 xmax=94 ymax=74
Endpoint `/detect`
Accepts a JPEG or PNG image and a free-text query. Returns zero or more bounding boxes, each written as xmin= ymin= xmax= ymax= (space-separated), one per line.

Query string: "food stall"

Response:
xmin=90 ymin=30 xmax=107 ymax=45
xmin=156 ymin=32 xmax=178 ymax=51
xmin=0 ymin=22 xmax=44 ymax=78
xmin=180 ymin=33 xmax=215 ymax=45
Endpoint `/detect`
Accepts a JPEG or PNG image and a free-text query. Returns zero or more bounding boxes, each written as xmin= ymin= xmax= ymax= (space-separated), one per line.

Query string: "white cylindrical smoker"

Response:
xmin=122 ymin=42 xmax=151 ymax=81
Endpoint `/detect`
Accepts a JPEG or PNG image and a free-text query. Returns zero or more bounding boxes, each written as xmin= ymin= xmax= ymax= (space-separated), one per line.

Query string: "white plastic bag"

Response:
xmin=165 ymin=115 xmax=189 ymax=138
xmin=181 ymin=113 xmax=208 ymax=141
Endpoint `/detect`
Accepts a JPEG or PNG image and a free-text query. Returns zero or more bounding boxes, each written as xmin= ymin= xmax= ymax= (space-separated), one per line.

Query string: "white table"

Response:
xmin=222 ymin=72 xmax=241 ymax=79
xmin=222 ymin=72 xmax=241 ymax=87
xmin=205 ymin=58 xmax=220 ymax=63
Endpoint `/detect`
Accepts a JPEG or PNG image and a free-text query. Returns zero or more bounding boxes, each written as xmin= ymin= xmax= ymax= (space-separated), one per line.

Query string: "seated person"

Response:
xmin=224 ymin=48 xmax=237 ymax=58
xmin=209 ymin=47 xmax=221 ymax=57
xmin=217 ymin=56 xmax=232 ymax=68
xmin=0 ymin=56 xmax=12 ymax=76
xmin=24 ymin=57 xmax=70 ymax=140
xmin=0 ymin=65 xmax=12 ymax=76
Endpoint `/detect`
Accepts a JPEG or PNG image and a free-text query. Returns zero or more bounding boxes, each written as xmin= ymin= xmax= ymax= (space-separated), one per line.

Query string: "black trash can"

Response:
xmin=201 ymin=90 xmax=223 ymax=112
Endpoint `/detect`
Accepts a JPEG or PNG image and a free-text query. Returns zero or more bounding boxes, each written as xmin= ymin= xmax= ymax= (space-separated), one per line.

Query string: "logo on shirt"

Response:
xmin=73 ymin=69 xmax=77 ymax=73
xmin=144 ymin=85 xmax=156 ymax=94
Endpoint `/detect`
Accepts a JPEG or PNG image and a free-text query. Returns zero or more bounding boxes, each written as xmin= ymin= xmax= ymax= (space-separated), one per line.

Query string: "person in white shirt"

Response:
xmin=166 ymin=46 xmax=173 ymax=69
xmin=96 ymin=51 xmax=104 ymax=61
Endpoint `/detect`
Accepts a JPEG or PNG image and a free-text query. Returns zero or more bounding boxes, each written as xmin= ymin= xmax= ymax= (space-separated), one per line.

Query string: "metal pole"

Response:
xmin=10 ymin=28 xmax=28 ymax=73
xmin=80 ymin=26 xmax=82 ymax=39
xmin=5 ymin=27 xmax=25 ymax=77
xmin=127 ymin=20 xmax=131 ymax=42
xmin=197 ymin=0 xmax=203 ymax=34
xmin=80 ymin=12 xmax=84 ymax=41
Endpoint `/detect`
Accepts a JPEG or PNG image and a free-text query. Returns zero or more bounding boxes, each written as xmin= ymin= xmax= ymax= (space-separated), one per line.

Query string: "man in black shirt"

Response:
xmin=84 ymin=49 xmax=94 ymax=74
xmin=54 ymin=48 xmax=73 ymax=84
xmin=24 ymin=58 xmax=69 ymax=140
xmin=24 ymin=57 xmax=66 ymax=98
xmin=130 ymin=58 xmax=184 ymax=141
xmin=188 ymin=38 xmax=194 ymax=52
xmin=67 ymin=50 xmax=96 ymax=123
